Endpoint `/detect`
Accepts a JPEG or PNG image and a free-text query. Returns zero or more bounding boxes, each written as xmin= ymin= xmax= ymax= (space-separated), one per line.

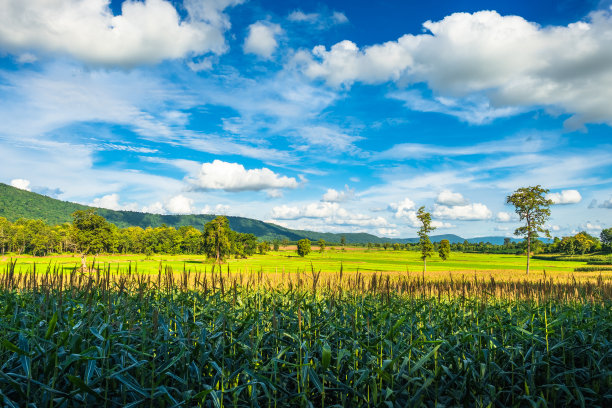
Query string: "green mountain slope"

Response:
xmin=0 ymin=183 xmax=525 ymax=244
xmin=0 ymin=183 xmax=382 ymax=243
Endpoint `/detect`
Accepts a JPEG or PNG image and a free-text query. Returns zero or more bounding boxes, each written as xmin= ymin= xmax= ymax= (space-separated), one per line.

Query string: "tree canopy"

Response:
xmin=506 ymin=185 xmax=552 ymax=274
xmin=416 ymin=206 xmax=436 ymax=273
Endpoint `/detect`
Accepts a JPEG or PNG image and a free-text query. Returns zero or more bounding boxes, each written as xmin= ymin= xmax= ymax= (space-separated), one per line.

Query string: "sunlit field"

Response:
xmin=2 ymin=247 xmax=611 ymax=283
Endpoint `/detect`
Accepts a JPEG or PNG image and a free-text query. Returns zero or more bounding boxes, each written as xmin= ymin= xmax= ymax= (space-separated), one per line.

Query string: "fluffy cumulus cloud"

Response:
xmin=270 ymin=202 xmax=391 ymax=228
xmin=164 ymin=194 xmax=194 ymax=214
xmin=0 ymin=0 xmax=242 ymax=67
xmin=547 ymin=189 xmax=582 ymax=204
xmin=436 ymin=190 xmax=468 ymax=206
xmin=496 ymin=211 xmax=515 ymax=222
xmin=388 ymin=198 xmax=416 ymax=218
xmin=431 ymin=220 xmax=455 ymax=229
xmin=322 ymin=185 xmax=355 ymax=202
xmin=91 ymin=193 xmax=136 ymax=211
xmin=10 ymin=178 xmax=31 ymax=191
xmin=296 ymin=9 xmax=612 ymax=127
xmin=243 ymin=21 xmax=283 ymax=58
xmin=189 ymin=160 xmax=299 ymax=192
xmin=433 ymin=203 xmax=492 ymax=220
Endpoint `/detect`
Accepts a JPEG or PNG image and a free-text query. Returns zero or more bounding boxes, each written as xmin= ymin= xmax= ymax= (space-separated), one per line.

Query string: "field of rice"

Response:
xmin=2 ymin=249 xmax=611 ymax=284
xmin=0 ymin=260 xmax=611 ymax=407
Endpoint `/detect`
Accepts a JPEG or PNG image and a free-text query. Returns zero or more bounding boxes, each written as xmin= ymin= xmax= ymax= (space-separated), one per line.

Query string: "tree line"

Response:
xmin=0 ymin=211 xmax=273 ymax=258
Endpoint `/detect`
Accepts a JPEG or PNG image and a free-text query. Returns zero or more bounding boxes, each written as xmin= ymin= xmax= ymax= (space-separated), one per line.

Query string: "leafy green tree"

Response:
xmin=416 ymin=206 xmax=436 ymax=273
xmin=203 ymin=216 xmax=232 ymax=266
xmin=72 ymin=210 xmax=113 ymax=270
xmin=340 ymin=235 xmax=346 ymax=246
xmin=317 ymin=239 xmax=326 ymax=253
xmin=438 ymin=239 xmax=450 ymax=261
xmin=258 ymin=241 xmax=270 ymax=255
xmin=601 ymin=228 xmax=612 ymax=252
xmin=506 ymin=185 xmax=552 ymax=275
xmin=297 ymin=239 xmax=311 ymax=257
xmin=559 ymin=236 xmax=576 ymax=255
xmin=0 ymin=217 xmax=11 ymax=255
xmin=272 ymin=239 xmax=280 ymax=251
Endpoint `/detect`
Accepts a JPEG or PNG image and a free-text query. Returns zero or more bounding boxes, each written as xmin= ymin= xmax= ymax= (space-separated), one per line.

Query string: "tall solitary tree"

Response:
xmin=416 ymin=206 xmax=436 ymax=275
xmin=506 ymin=185 xmax=553 ymax=275
xmin=203 ymin=216 xmax=232 ymax=267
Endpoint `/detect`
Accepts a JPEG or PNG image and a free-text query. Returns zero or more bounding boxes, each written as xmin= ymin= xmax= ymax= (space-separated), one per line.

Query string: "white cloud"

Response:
xmin=377 ymin=228 xmax=399 ymax=237
xmin=16 ymin=53 xmax=37 ymax=64
xmin=165 ymin=194 xmax=194 ymax=214
xmin=436 ymin=190 xmax=468 ymax=206
xmin=243 ymin=21 xmax=283 ymax=58
xmin=583 ymin=222 xmax=603 ymax=231
xmin=331 ymin=12 xmax=349 ymax=24
xmin=189 ymin=160 xmax=299 ymax=192
xmin=266 ymin=189 xmax=283 ymax=198
xmin=287 ymin=9 xmax=348 ymax=28
xmin=142 ymin=201 xmax=166 ymax=214
xmin=296 ymin=9 xmax=612 ymax=127
xmin=10 ymin=178 xmax=31 ymax=191
xmin=547 ymin=189 xmax=582 ymax=204
xmin=388 ymin=197 xmax=416 ymax=218
xmin=288 ymin=10 xmax=319 ymax=23
xmin=431 ymin=220 xmax=455 ymax=229
xmin=389 ymin=90 xmax=521 ymax=124
xmin=0 ymin=0 xmax=242 ymax=67
xmin=270 ymin=201 xmax=392 ymax=229
xmin=270 ymin=205 xmax=302 ymax=219
xmin=600 ymin=197 xmax=612 ymax=208
xmin=496 ymin=211 xmax=514 ymax=222
xmin=322 ymin=185 xmax=355 ymax=202
xmin=140 ymin=194 xmax=196 ymax=215
xmin=91 ymin=193 xmax=138 ymax=211
xmin=433 ymin=203 xmax=492 ymax=220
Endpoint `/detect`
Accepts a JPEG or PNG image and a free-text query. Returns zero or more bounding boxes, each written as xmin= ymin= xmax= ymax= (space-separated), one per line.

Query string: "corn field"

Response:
xmin=0 ymin=262 xmax=611 ymax=407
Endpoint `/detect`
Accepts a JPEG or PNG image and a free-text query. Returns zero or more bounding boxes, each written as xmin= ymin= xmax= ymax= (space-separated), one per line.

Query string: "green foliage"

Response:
xmin=438 ymin=239 xmax=450 ymax=260
xmin=416 ymin=207 xmax=436 ymax=271
xmin=600 ymin=227 xmax=612 ymax=252
xmin=203 ymin=216 xmax=232 ymax=263
xmin=257 ymin=241 xmax=270 ymax=255
xmin=72 ymin=210 xmax=113 ymax=255
xmin=317 ymin=239 xmax=325 ymax=253
xmin=0 ymin=265 xmax=610 ymax=406
xmin=297 ymin=239 xmax=311 ymax=257
xmin=506 ymin=185 xmax=553 ymax=274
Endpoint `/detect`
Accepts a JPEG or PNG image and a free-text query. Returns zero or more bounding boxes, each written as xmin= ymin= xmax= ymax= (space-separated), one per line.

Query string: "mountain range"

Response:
xmin=0 ymin=183 xmax=524 ymax=245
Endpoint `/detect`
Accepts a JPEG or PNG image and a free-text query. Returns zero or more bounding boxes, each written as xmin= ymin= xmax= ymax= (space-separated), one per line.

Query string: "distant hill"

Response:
xmin=0 ymin=182 xmax=530 ymax=244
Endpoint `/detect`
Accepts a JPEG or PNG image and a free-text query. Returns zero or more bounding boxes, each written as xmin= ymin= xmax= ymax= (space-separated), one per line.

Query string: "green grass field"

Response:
xmin=3 ymin=248 xmax=610 ymax=283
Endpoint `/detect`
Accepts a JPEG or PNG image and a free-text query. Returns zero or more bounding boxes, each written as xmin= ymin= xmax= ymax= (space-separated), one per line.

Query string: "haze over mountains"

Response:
xmin=0 ymin=183 xmax=527 ymax=245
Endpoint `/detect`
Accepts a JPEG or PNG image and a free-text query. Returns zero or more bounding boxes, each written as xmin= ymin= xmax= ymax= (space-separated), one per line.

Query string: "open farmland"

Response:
xmin=2 ymin=249 xmax=611 ymax=284
xmin=0 ymin=262 xmax=610 ymax=406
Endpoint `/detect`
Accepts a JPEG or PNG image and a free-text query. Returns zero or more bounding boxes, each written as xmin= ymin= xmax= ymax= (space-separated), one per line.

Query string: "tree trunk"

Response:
xmin=423 ymin=257 xmax=427 ymax=282
xmin=81 ymin=253 xmax=87 ymax=272
xmin=526 ymin=234 xmax=531 ymax=275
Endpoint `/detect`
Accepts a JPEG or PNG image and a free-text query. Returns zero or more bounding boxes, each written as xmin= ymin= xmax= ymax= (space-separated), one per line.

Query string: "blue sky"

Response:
xmin=1 ymin=0 xmax=611 ymax=238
